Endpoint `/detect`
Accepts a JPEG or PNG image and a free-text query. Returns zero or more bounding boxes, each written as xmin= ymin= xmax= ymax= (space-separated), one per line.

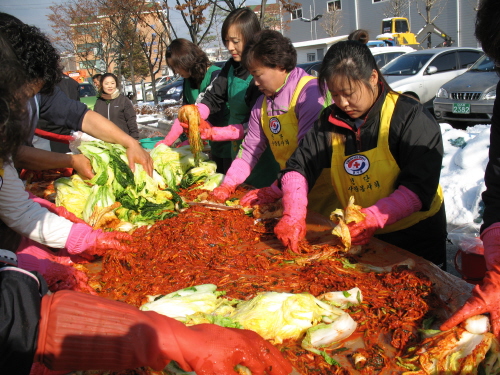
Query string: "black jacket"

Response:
xmin=94 ymin=94 xmax=139 ymax=139
xmin=200 ymin=59 xmax=261 ymax=125
xmin=481 ymin=81 xmax=500 ymax=233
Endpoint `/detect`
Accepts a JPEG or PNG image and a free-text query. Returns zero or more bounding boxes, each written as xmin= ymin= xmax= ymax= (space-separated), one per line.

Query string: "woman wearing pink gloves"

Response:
xmin=158 ymin=8 xmax=280 ymax=188
xmin=274 ymin=40 xmax=447 ymax=268
xmin=210 ymin=30 xmax=337 ymax=216
xmin=0 ymin=30 xmax=292 ymax=375
xmin=440 ymin=0 xmax=500 ymax=339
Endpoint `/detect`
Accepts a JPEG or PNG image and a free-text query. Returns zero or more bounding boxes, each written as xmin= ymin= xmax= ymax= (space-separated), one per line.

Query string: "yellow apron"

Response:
xmin=330 ymin=92 xmax=443 ymax=234
xmin=261 ymin=76 xmax=339 ymax=217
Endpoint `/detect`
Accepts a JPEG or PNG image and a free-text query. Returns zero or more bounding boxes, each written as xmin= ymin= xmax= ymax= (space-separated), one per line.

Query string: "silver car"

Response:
xmin=381 ymin=47 xmax=483 ymax=109
xmin=433 ymin=54 xmax=498 ymax=127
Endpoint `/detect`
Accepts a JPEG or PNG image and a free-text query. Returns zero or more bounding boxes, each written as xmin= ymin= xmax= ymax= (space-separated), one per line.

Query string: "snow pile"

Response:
xmin=440 ymin=123 xmax=491 ymax=229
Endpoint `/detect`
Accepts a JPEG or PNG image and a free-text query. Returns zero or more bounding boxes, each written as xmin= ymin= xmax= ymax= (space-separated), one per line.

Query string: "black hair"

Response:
xmin=318 ymin=40 xmax=392 ymax=97
xmin=100 ymin=73 xmax=120 ymax=91
xmin=92 ymin=73 xmax=102 ymax=80
xmin=241 ymin=29 xmax=296 ymax=72
xmin=476 ymin=0 xmax=500 ymax=72
xmin=221 ymin=8 xmax=261 ymax=49
xmin=348 ymin=29 xmax=369 ymax=45
xmin=0 ymin=13 xmax=62 ymax=95
xmin=0 ymin=34 xmax=30 ymax=160
xmin=166 ymin=38 xmax=211 ymax=89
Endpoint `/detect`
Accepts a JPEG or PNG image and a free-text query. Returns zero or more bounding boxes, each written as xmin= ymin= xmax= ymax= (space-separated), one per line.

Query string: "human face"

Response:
xmin=167 ymin=59 xmax=190 ymax=79
xmin=224 ymin=25 xmax=244 ymax=61
xmin=327 ymin=69 xmax=379 ymax=119
xmin=93 ymin=78 xmax=100 ymax=89
xmin=249 ymin=63 xmax=288 ymax=97
xmin=102 ymin=76 xmax=117 ymax=95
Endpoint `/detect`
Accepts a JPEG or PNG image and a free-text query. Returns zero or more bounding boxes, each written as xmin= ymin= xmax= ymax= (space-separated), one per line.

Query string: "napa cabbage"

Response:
xmin=54 ymin=174 xmax=92 ymax=218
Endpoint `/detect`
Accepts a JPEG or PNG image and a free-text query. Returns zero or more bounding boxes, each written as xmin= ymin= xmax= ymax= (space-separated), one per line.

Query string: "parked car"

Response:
xmin=433 ymin=54 xmax=498 ymax=127
xmin=297 ymin=61 xmax=322 ymax=76
xmin=78 ymin=83 xmax=97 ymax=110
xmin=370 ymin=46 xmax=415 ymax=68
xmin=157 ymin=77 xmax=184 ymax=102
xmin=381 ymin=47 xmax=483 ymax=109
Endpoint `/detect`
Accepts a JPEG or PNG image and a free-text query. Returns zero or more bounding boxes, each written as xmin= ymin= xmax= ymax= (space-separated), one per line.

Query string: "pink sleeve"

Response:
xmin=296 ymin=79 xmax=325 ymax=141
xmin=238 ymin=97 xmax=269 ymax=168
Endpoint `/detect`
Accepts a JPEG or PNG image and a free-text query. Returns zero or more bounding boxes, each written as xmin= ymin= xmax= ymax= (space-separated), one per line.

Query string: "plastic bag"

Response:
xmin=448 ymin=223 xmax=484 ymax=255
xmin=68 ymin=131 xmax=100 ymax=154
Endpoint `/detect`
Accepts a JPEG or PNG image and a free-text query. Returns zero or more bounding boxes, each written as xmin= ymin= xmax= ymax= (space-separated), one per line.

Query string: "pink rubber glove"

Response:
xmin=28 ymin=192 xmax=86 ymax=224
xmin=197 ymin=102 xmax=210 ymax=120
xmin=441 ymin=223 xmax=500 ymax=338
xmin=16 ymin=238 xmax=95 ymax=294
xmin=240 ymin=181 xmax=283 ymax=207
xmin=200 ymin=124 xmax=244 ymax=141
xmin=210 ymin=158 xmax=252 ymax=201
xmin=155 ymin=118 xmax=184 ymax=147
xmin=65 ymin=223 xmax=132 ymax=257
xmin=274 ymin=171 xmax=308 ymax=254
xmin=36 ymin=290 xmax=292 ymax=374
xmin=348 ymin=185 xmax=422 ymax=246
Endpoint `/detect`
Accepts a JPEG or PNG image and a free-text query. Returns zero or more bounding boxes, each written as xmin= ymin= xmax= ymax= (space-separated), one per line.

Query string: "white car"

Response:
xmin=381 ymin=47 xmax=483 ymax=109
xmin=370 ymin=46 xmax=415 ymax=68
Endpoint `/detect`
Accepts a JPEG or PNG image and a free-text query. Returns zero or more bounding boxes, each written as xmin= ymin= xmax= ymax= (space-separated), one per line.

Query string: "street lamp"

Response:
xmin=300 ymin=14 xmax=322 ymax=40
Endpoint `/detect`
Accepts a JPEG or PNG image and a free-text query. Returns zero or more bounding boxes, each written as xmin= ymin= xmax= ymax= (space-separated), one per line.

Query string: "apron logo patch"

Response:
xmin=344 ymin=155 xmax=370 ymax=175
xmin=269 ymin=117 xmax=281 ymax=134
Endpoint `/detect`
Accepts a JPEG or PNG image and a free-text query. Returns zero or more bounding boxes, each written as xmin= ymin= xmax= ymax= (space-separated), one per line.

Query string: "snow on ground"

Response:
xmin=440 ymin=123 xmax=491 ymax=230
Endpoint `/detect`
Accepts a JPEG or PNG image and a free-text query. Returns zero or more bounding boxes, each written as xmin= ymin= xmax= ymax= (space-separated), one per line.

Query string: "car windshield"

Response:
xmin=79 ymin=84 xmax=96 ymax=97
xmin=381 ymin=53 xmax=433 ymax=75
xmin=469 ymin=55 xmax=496 ymax=72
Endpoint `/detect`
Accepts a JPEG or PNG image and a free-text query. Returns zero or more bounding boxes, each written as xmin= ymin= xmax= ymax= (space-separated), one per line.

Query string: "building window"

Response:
xmin=327 ymin=0 xmax=341 ymax=11
xmin=291 ymin=8 xmax=303 ymax=20
xmin=307 ymin=53 xmax=316 ymax=62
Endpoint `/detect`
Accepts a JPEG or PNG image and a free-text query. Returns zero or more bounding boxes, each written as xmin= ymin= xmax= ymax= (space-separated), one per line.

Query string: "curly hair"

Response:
xmin=0 ymin=13 xmax=62 ymax=95
xmin=0 ymin=34 xmax=30 ymax=160
xmin=166 ymin=38 xmax=211 ymax=89
xmin=241 ymin=30 xmax=296 ymax=72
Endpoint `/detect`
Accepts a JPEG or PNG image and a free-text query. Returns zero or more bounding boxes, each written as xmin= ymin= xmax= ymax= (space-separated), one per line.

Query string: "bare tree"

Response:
xmin=384 ymin=0 xmax=409 ymax=18
xmin=415 ymin=0 xmax=448 ymax=48
xmin=48 ymin=0 xmax=117 ymax=76
xmin=320 ymin=6 xmax=342 ymax=37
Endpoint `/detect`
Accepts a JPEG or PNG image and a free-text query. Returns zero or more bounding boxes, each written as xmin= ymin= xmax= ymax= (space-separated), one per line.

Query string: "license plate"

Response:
xmin=452 ymin=103 xmax=470 ymax=114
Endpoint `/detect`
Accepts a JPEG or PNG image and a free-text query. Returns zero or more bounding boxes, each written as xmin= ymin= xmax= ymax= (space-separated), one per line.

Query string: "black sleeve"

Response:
xmin=39 ymin=87 xmax=88 ymax=132
xmin=123 ymin=97 xmax=139 ymax=140
xmin=200 ymin=61 xmax=231 ymax=114
xmin=0 ymin=268 xmax=47 ymax=375
xmin=481 ymin=81 xmax=500 ymax=232
xmin=390 ymin=96 xmax=444 ymax=210
xmin=279 ymin=108 xmax=333 ymax=191
xmin=58 ymin=75 xmax=80 ymax=102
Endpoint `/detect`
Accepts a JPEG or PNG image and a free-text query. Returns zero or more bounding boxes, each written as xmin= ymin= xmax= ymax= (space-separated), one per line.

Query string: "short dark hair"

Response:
xmin=241 ymin=30 xmax=296 ymax=72
xmin=92 ymin=74 xmax=102 ymax=81
xmin=221 ymin=8 xmax=261 ymax=49
xmin=476 ymin=0 xmax=500 ymax=71
xmin=0 ymin=33 xmax=30 ymax=160
xmin=348 ymin=29 xmax=369 ymax=45
xmin=0 ymin=12 xmax=62 ymax=95
xmin=166 ymin=38 xmax=211 ymax=89
xmin=319 ymin=40 xmax=392 ymax=97
xmin=100 ymin=73 xmax=120 ymax=90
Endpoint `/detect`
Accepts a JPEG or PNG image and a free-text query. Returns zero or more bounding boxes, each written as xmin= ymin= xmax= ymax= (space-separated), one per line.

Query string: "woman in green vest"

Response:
xmin=159 ymin=8 xmax=280 ymax=188
xmin=156 ymin=38 xmax=231 ymax=173
xmin=274 ymin=40 xmax=447 ymax=267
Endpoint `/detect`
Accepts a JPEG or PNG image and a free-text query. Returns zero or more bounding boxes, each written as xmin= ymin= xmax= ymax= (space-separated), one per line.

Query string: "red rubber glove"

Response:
xmin=240 ymin=181 xmax=283 ymax=208
xmin=16 ymin=238 xmax=95 ymax=294
xmin=348 ymin=185 xmax=423 ymax=245
xmin=28 ymin=192 xmax=86 ymax=224
xmin=155 ymin=118 xmax=184 ymax=147
xmin=36 ymin=290 xmax=292 ymax=374
xmin=65 ymin=223 xmax=132 ymax=257
xmin=200 ymin=124 xmax=245 ymax=141
xmin=440 ymin=223 xmax=500 ymax=338
xmin=210 ymin=158 xmax=252 ymax=201
xmin=274 ymin=172 xmax=308 ymax=254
